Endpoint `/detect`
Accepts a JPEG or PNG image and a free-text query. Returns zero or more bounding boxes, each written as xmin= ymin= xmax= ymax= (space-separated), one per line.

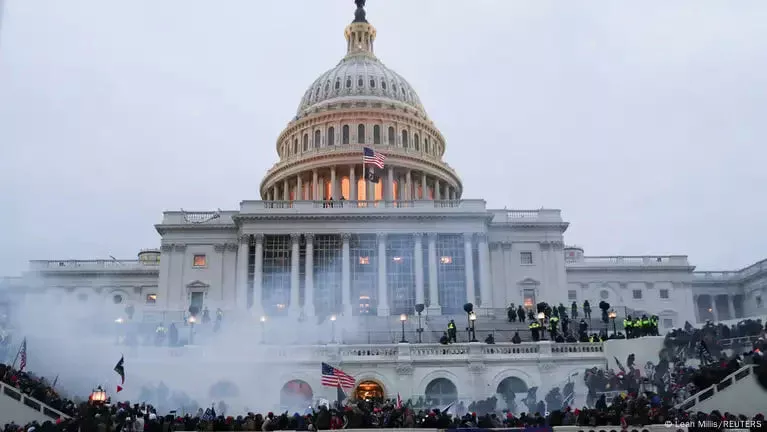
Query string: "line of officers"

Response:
xmin=623 ymin=314 xmax=659 ymax=338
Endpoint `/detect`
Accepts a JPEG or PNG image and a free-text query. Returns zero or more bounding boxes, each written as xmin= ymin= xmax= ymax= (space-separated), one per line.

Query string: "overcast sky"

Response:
xmin=0 ymin=0 xmax=765 ymax=276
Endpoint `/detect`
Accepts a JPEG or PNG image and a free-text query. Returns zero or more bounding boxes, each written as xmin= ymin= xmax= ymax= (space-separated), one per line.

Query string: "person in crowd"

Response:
xmin=526 ymin=308 xmax=534 ymax=321
xmin=624 ymin=315 xmax=634 ymax=339
xmin=507 ymin=303 xmax=516 ymax=323
xmin=447 ymin=320 xmax=457 ymax=343
xmin=571 ymin=301 xmax=578 ymax=319
xmin=155 ymin=323 xmax=167 ymax=346
xmin=557 ymin=303 xmax=567 ymax=319
xmin=169 ymin=322 xmax=179 ymax=346
xmin=549 ymin=314 xmax=559 ymax=339
xmin=202 ymin=307 xmax=211 ymax=324
xmin=439 ymin=332 xmax=449 ymax=345
xmin=583 ymin=300 xmax=591 ymax=320
xmin=511 ymin=331 xmax=522 ymax=344
xmin=529 ymin=320 xmax=541 ymax=342
xmin=484 ymin=333 xmax=495 ymax=344
xmin=517 ymin=305 xmax=526 ymax=323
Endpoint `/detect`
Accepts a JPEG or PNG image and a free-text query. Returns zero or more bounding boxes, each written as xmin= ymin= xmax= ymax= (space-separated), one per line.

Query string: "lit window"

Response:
xmin=392 ymin=256 xmax=403 ymax=263
xmin=523 ymin=297 xmax=533 ymax=308
xmin=193 ymin=255 xmax=207 ymax=267
xmin=520 ymin=252 xmax=533 ymax=265
xmin=633 ymin=289 xmax=642 ymax=299
xmin=440 ymin=256 xmax=452 ymax=264
xmin=146 ymin=294 xmax=157 ymax=304
xmin=659 ymin=289 xmax=669 ymax=299
xmin=567 ymin=290 xmax=577 ymax=301
xmin=359 ymin=256 xmax=370 ymax=265
xmin=113 ymin=294 xmax=123 ymax=304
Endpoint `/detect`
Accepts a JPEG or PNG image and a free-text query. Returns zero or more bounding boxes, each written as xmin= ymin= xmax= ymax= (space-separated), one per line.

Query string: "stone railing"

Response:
xmin=140 ymin=341 xmax=604 ymax=363
xmin=676 ymin=363 xmax=757 ymax=412
xmin=694 ymin=258 xmax=767 ymax=282
xmin=567 ymin=255 xmax=690 ymax=267
xmin=0 ymin=379 xmax=70 ymax=420
xmin=239 ymin=199 xmax=489 ymax=214
xmin=489 ymin=209 xmax=563 ymax=224
xmin=29 ymin=259 xmax=160 ymax=271
xmin=160 ymin=210 xmax=239 ymax=226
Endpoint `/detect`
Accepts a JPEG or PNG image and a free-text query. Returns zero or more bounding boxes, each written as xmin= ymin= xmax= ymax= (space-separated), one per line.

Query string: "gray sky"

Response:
xmin=0 ymin=0 xmax=765 ymax=276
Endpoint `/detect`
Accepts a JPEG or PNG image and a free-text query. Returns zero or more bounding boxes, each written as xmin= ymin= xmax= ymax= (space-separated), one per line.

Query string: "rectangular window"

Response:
xmin=663 ymin=318 xmax=673 ymax=328
xmin=145 ymin=293 xmax=157 ymax=304
xmin=632 ymin=289 xmax=642 ymax=299
xmin=193 ymin=254 xmax=207 ymax=267
xmin=520 ymin=252 xmax=533 ymax=265
xmin=659 ymin=289 xmax=669 ymax=299
xmin=568 ymin=290 xmax=577 ymax=301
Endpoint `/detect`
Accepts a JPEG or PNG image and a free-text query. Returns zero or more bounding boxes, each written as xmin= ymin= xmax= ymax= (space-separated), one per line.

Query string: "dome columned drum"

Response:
xmin=259 ymin=2 xmax=462 ymax=203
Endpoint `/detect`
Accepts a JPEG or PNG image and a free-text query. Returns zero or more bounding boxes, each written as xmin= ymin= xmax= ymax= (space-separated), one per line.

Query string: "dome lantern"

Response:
xmin=345 ymin=0 xmax=376 ymax=58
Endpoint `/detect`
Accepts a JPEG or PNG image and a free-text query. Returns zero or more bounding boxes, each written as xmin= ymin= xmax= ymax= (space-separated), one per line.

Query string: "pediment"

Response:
xmin=517 ymin=277 xmax=540 ymax=286
xmin=186 ymin=280 xmax=210 ymax=289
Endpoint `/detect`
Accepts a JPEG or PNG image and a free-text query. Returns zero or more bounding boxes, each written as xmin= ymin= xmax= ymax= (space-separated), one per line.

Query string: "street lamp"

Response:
xmin=537 ymin=312 xmax=546 ymax=339
xmin=89 ymin=386 xmax=107 ymax=405
xmin=400 ymin=314 xmax=408 ymax=343
xmin=608 ymin=310 xmax=618 ymax=336
xmin=330 ymin=314 xmax=337 ymax=343
xmin=188 ymin=315 xmax=196 ymax=345
xmin=415 ymin=304 xmax=424 ymax=343
xmin=468 ymin=311 xmax=477 ymax=342
xmin=260 ymin=316 xmax=266 ymax=344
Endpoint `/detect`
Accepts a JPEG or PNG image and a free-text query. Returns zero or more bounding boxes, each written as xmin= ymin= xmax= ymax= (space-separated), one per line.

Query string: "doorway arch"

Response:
xmin=354 ymin=380 xmax=384 ymax=401
xmin=496 ymin=377 xmax=528 ymax=410
xmin=424 ymin=378 xmax=457 ymax=406
xmin=280 ymin=380 xmax=314 ymax=409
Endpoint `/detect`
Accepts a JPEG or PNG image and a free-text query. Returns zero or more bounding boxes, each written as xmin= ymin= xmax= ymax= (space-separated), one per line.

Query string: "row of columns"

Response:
xmin=236 ymin=232 xmax=492 ymax=317
xmin=264 ymin=166 xmax=459 ymax=201
xmin=693 ymin=294 xmax=738 ymax=322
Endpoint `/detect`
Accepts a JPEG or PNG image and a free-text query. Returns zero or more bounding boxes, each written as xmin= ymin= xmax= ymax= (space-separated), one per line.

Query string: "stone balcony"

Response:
xmin=29 ymin=259 xmax=160 ymax=274
xmin=694 ymin=258 xmax=767 ymax=283
xmin=566 ymin=255 xmax=693 ymax=270
xmin=136 ymin=341 xmax=605 ymax=364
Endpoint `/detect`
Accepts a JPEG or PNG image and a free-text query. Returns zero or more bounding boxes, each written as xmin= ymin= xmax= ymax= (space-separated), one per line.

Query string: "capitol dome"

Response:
xmin=260 ymin=0 xmax=462 ymax=203
xmin=296 ymin=55 xmax=426 ymax=116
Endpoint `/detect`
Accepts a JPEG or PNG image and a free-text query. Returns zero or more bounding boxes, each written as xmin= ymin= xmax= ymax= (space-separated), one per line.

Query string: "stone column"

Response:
xmin=405 ymin=170 xmax=412 ymax=200
xmin=266 ymin=190 xmax=272 ymax=201
xmin=449 ymin=188 xmax=455 ymax=200
xmin=367 ymin=177 xmax=375 ymax=202
xmin=387 ymin=167 xmax=394 ymax=201
xmin=728 ymin=296 xmax=736 ymax=320
xmin=350 ymin=165 xmax=357 ymax=202
xmin=289 ymin=233 xmax=301 ymax=316
xmin=341 ymin=233 xmax=352 ymax=316
xmin=464 ymin=233 xmax=476 ymax=305
xmin=304 ymin=234 xmax=315 ymax=317
xmin=711 ymin=296 xmax=719 ymax=321
xmin=427 ymin=233 xmax=440 ymax=315
xmin=253 ymin=234 xmax=264 ymax=315
xmin=237 ymin=235 xmax=250 ymax=310
xmin=330 ymin=166 xmax=337 ymax=200
xmin=421 ymin=173 xmax=427 ymax=200
xmin=692 ymin=295 xmax=700 ymax=323
xmin=434 ymin=180 xmax=441 ymax=200
xmin=272 ymin=185 xmax=279 ymax=200
xmin=477 ymin=233 xmax=492 ymax=310
xmin=414 ymin=233 xmax=425 ymax=305
xmin=296 ymin=175 xmax=303 ymax=200
xmin=312 ymin=170 xmax=319 ymax=200
xmin=283 ymin=179 xmax=290 ymax=201
xmin=377 ymin=233 xmax=390 ymax=316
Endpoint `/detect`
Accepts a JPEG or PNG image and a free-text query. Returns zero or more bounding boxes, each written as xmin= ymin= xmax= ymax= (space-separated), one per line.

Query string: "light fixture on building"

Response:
xmin=115 ymin=317 xmax=124 ymax=324
xmin=359 ymin=256 xmax=370 ymax=265
xmin=399 ymin=314 xmax=407 ymax=343
xmin=392 ymin=256 xmax=402 ymax=262
xmin=260 ymin=316 xmax=266 ymax=323
xmin=440 ymin=256 xmax=452 ymax=264
xmin=330 ymin=314 xmax=337 ymax=321
xmin=89 ymin=387 xmax=107 ymax=404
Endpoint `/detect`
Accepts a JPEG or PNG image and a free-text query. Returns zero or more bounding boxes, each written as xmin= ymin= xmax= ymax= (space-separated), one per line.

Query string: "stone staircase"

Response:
xmin=0 ymin=380 xmax=69 ymax=424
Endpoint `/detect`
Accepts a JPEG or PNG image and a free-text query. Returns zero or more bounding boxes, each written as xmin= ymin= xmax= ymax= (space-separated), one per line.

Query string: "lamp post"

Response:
xmin=89 ymin=386 xmax=107 ymax=405
xmin=537 ymin=312 xmax=546 ymax=339
xmin=188 ymin=315 xmax=196 ymax=345
xmin=399 ymin=314 xmax=408 ymax=343
xmin=415 ymin=304 xmax=424 ymax=343
xmin=608 ymin=310 xmax=617 ymax=336
xmin=330 ymin=314 xmax=337 ymax=343
xmin=260 ymin=315 xmax=266 ymax=344
xmin=468 ymin=311 xmax=477 ymax=342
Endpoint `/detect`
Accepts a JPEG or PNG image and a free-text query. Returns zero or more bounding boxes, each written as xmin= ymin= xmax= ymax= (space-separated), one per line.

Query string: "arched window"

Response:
xmin=314 ymin=130 xmax=321 ymax=148
xmin=414 ymin=133 xmax=420 ymax=151
xmin=381 ymin=81 xmax=387 ymax=90
xmin=328 ymin=127 xmax=335 ymax=146
xmin=358 ymin=124 xmax=365 ymax=144
xmin=388 ymin=127 xmax=395 ymax=145
xmin=293 ymin=139 xmax=298 ymax=154
xmin=335 ymin=78 xmax=341 ymax=90
xmin=392 ymin=83 xmax=397 ymax=93
xmin=358 ymin=77 xmax=364 ymax=87
xmin=303 ymin=133 xmax=309 ymax=151
xmin=496 ymin=377 xmax=528 ymax=411
xmin=346 ymin=78 xmax=352 ymax=89
xmin=370 ymin=79 xmax=376 ymax=88
xmin=425 ymin=378 xmax=457 ymax=407
xmin=401 ymin=130 xmax=409 ymax=148
xmin=373 ymin=125 xmax=381 ymax=144
xmin=324 ymin=82 xmax=330 ymax=93
xmin=425 ymin=138 xmax=430 ymax=154
xmin=342 ymin=125 xmax=350 ymax=144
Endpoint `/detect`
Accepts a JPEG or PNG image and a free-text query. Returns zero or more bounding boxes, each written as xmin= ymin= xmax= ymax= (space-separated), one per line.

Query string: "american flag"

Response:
xmin=321 ymin=362 xmax=355 ymax=389
xmin=362 ymin=147 xmax=386 ymax=169
xmin=396 ymin=393 xmax=402 ymax=409
xmin=18 ymin=338 xmax=27 ymax=372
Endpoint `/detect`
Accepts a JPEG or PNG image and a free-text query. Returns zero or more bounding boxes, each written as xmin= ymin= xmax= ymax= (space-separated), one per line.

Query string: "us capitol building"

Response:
xmin=2 ymin=0 xmax=765 ymax=410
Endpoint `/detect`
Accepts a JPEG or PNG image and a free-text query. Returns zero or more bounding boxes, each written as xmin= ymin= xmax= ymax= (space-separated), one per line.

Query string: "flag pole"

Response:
xmin=10 ymin=338 xmax=23 ymax=370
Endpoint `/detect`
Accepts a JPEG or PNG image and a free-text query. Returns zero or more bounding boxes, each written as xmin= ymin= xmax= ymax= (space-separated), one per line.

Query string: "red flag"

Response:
xmin=116 ymin=385 xmax=123 ymax=393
